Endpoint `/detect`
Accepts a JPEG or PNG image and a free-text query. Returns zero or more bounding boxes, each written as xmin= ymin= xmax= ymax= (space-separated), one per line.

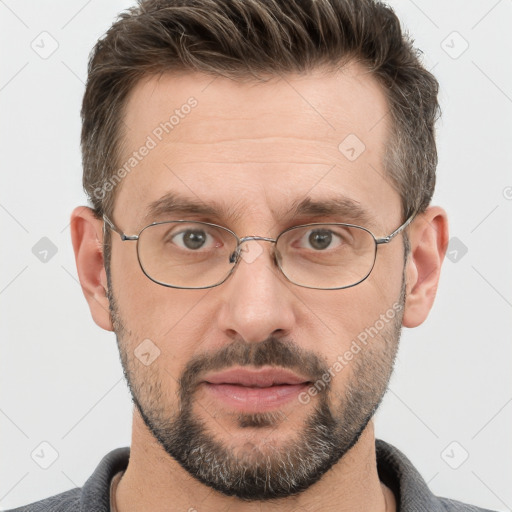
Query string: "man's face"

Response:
xmin=108 ymin=64 xmax=407 ymax=500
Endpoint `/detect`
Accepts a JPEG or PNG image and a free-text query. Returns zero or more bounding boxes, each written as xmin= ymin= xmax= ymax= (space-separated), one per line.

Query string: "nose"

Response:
xmin=216 ymin=239 xmax=296 ymax=343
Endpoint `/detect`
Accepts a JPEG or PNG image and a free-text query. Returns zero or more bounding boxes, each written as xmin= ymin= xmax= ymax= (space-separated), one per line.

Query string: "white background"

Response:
xmin=1 ymin=0 xmax=511 ymax=510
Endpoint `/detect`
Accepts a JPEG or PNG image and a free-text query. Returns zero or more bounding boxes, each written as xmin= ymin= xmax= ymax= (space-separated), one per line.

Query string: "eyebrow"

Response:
xmin=143 ymin=192 xmax=374 ymax=228
xmin=143 ymin=192 xmax=241 ymax=225
xmin=288 ymin=196 xmax=374 ymax=227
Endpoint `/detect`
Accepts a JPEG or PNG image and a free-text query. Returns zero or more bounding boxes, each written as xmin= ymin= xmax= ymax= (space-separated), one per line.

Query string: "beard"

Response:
xmin=108 ymin=280 xmax=405 ymax=501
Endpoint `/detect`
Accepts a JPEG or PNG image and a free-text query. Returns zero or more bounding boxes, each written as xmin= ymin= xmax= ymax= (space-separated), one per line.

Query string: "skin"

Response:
xmin=71 ymin=63 xmax=448 ymax=511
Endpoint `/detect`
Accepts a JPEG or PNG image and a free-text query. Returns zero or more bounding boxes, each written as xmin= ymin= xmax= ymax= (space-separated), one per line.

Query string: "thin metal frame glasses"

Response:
xmin=103 ymin=214 xmax=414 ymax=290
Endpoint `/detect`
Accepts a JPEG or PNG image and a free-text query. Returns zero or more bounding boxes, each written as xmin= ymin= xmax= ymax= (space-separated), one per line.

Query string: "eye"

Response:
xmin=297 ymin=228 xmax=344 ymax=251
xmin=170 ymin=228 xmax=219 ymax=250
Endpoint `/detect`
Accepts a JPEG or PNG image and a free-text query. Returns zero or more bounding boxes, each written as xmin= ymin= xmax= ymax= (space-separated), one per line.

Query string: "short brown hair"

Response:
xmin=81 ymin=0 xmax=440 ymax=223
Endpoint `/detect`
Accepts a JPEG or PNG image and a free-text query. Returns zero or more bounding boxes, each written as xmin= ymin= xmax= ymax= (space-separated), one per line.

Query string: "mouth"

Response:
xmin=201 ymin=367 xmax=312 ymax=412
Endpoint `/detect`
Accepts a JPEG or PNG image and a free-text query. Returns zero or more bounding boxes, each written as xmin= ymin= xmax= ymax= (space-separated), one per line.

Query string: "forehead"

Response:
xmin=115 ymin=64 xmax=399 ymax=231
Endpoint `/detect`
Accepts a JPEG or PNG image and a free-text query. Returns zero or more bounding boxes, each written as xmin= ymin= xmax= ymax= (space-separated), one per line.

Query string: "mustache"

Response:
xmin=178 ymin=336 xmax=330 ymax=402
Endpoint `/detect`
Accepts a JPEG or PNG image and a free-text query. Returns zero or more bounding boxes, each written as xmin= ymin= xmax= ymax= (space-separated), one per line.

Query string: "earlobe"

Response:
xmin=402 ymin=206 xmax=449 ymax=328
xmin=70 ymin=206 xmax=114 ymax=331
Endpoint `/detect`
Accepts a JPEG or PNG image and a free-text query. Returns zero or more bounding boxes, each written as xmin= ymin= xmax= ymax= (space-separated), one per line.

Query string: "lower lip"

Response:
xmin=202 ymin=382 xmax=310 ymax=412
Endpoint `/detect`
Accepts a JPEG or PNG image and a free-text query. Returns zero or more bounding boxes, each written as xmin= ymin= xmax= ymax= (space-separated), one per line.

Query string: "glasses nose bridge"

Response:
xmin=238 ymin=235 xmax=277 ymax=245
xmin=238 ymin=235 xmax=278 ymax=256
xmin=229 ymin=235 xmax=279 ymax=266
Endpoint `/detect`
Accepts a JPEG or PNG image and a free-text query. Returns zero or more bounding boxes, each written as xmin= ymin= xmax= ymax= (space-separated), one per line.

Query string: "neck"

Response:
xmin=115 ymin=411 xmax=396 ymax=512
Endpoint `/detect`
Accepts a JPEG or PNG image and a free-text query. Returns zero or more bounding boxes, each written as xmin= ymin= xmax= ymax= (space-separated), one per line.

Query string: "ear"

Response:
xmin=402 ymin=206 xmax=449 ymax=328
xmin=70 ymin=206 xmax=113 ymax=331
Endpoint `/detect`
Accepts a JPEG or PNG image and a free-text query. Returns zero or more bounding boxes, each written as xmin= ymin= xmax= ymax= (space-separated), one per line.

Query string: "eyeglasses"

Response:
xmin=103 ymin=214 xmax=414 ymax=290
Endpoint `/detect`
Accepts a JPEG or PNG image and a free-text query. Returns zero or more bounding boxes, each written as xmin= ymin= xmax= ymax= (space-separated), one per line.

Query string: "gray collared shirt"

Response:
xmin=6 ymin=440 xmax=497 ymax=511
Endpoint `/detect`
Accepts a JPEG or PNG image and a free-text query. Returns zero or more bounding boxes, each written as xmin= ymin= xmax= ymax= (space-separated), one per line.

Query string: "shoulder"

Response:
xmin=4 ymin=488 xmax=80 ymax=512
xmin=436 ymin=497 xmax=497 ymax=511
xmin=4 ymin=446 xmax=129 ymax=512
xmin=375 ymin=439 xmax=498 ymax=512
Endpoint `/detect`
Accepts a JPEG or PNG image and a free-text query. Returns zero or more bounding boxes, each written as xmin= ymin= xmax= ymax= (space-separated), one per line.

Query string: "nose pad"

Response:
xmin=228 ymin=239 xmax=280 ymax=270
xmin=229 ymin=248 xmax=240 ymax=264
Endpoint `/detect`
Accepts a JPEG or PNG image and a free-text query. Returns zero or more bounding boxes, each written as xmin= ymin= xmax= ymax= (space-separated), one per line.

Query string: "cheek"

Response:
xmin=302 ymin=266 xmax=403 ymax=361
xmin=110 ymin=243 xmax=214 ymax=364
xmin=317 ymin=304 xmax=402 ymax=407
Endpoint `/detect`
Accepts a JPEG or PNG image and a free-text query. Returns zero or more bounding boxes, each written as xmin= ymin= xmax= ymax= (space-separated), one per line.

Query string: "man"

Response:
xmin=8 ymin=0 xmax=496 ymax=511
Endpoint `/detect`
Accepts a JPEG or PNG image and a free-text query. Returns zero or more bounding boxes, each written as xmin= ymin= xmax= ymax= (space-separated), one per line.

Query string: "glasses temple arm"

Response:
xmin=375 ymin=213 xmax=416 ymax=244
xmin=102 ymin=214 xmax=137 ymax=241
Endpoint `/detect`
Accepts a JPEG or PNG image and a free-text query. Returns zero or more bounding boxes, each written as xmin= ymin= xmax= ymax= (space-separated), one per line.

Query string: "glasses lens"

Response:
xmin=276 ymin=224 xmax=377 ymax=289
xmin=137 ymin=221 xmax=238 ymax=288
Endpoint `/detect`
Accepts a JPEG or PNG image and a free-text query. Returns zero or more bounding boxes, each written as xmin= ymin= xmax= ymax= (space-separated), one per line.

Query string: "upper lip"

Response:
xmin=202 ymin=367 xmax=311 ymax=387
